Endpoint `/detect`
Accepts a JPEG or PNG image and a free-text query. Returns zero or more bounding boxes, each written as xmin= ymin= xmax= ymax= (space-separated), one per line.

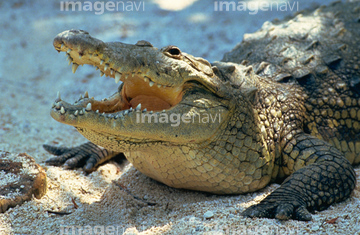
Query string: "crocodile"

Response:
xmin=44 ymin=1 xmax=359 ymax=221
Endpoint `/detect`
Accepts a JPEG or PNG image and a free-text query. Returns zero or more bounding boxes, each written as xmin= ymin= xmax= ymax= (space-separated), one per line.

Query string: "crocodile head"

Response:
xmin=51 ymin=30 xmax=269 ymax=193
xmin=52 ymin=29 xmax=236 ymax=144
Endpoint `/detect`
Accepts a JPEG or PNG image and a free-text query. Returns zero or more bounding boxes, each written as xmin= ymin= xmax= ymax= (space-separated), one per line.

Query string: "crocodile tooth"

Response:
xmin=85 ymin=103 xmax=92 ymax=111
xmin=66 ymin=54 xmax=71 ymax=61
xmin=56 ymin=91 xmax=61 ymax=102
xmin=79 ymin=110 xmax=84 ymax=115
xmin=143 ymin=108 xmax=147 ymax=113
xmin=102 ymin=112 xmax=106 ymax=116
xmin=149 ymin=81 xmax=154 ymax=87
xmin=157 ymin=84 xmax=161 ymax=88
xmin=115 ymin=72 xmax=121 ymax=84
xmin=110 ymin=69 xmax=114 ymax=75
xmin=114 ymin=115 xmax=118 ymax=119
xmin=162 ymin=110 xmax=166 ymax=113
xmin=144 ymin=77 xmax=149 ymax=83
xmin=60 ymin=44 xmax=64 ymax=50
xmin=135 ymin=103 xmax=142 ymax=111
xmin=107 ymin=114 xmax=113 ymax=118
xmin=96 ymin=110 xmax=99 ymax=113
xmin=124 ymin=74 xmax=129 ymax=80
xmin=124 ymin=110 xmax=129 ymax=115
xmin=79 ymin=54 xmax=82 ymax=59
xmin=149 ymin=111 xmax=153 ymax=114
xmin=131 ymin=72 xmax=135 ymax=77
xmin=74 ymin=110 xmax=79 ymax=116
xmin=72 ymin=63 xmax=79 ymax=73
xmin=51 ymin=102 xmax=56 ymax=108
xmin=104 ymin=64 xmax=109 ymax=71
xmin=67 ymin=49 xmax=71 ymax=53
xmin=84 ymin=91 xmax=89 ymax=98
xmin=60 ymin=107 xmax=65 ymax=114
xmin=100 ymin=71 xmax=104 ymax=77
xmin=79 ymin=94 xmax=83 ymax=100
xmin=55 ymin=103 xmax=61 ymax=110
xmin=100 ymin=60 xmax=104 ymax=65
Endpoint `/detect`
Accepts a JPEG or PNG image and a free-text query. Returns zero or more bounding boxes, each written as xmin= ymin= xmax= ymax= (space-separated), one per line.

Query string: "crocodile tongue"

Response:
xmin=122 ymin=75 xmax=182 ymax=112
xmin=129 ymin=95 xmax=171 ymax=111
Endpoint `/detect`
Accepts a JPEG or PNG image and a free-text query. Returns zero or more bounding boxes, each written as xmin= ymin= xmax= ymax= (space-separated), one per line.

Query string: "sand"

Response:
xmin=0 ymin=0 xmax=359 ymax=234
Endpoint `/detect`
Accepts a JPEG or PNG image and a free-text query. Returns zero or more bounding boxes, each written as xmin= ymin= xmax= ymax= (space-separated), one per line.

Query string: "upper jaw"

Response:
xmin=53 ymin=29 xmax=184 ymax=88
xmin=53 ymin=29 xmax=226 ymax=97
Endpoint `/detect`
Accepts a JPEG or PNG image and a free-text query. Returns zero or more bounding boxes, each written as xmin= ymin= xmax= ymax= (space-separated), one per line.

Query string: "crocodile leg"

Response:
xmin=43 ymin=142 xmax=124 ymax=172
xmin=242 ymin=132 xmax=356 ymax=221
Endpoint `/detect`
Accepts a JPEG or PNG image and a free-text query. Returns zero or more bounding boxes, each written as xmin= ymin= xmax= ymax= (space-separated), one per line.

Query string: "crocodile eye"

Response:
xmin=164 ymin=46 xmax=182 ymax=59
xmin=167 ymin=47 xmax=181 ymax=55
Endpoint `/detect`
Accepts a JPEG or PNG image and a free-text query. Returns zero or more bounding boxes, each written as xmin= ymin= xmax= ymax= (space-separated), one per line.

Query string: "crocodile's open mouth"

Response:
xmin=85 ymin=73 xmax=184 ymax=114
xmin=118 ymin=75 xmax=183 ymax=111
xmin=54 ymin=45 xmax=184 ymax=116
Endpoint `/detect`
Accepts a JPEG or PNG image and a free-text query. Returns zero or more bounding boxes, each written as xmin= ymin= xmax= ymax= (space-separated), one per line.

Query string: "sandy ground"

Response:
xmin=0 ymin=0 xmax=359 ymax=234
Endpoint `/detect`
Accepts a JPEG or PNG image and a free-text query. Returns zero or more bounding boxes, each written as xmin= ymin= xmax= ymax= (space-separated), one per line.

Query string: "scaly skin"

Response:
xmin=45 ymin=1 xmax=359 ymax=221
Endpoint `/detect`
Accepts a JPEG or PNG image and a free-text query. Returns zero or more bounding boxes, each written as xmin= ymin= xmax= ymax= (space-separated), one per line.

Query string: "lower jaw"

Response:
xmin=49 ymin=98 xmax=178 ymax=145
xmin=50 ymin=94 xmax=226 ymax=147
xmin=51 ymin=98 xmax=164 ymax=123
xmin=50 ymin=92 xmax=178 ymax=127
xmin=51 ymin=83 xmax=181 ymax=120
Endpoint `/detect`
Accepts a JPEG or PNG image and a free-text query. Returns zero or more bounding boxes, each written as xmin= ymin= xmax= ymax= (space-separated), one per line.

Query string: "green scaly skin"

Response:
xmin=44 ymin=1 xmax=359 ymax=221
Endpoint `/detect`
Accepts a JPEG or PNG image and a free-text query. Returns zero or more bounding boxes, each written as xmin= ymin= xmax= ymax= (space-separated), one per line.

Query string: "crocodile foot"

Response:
xmin=43 ymin=142 xmax=123 ymax=172
xmin=242 ymin=198 xmax=312 ymax=221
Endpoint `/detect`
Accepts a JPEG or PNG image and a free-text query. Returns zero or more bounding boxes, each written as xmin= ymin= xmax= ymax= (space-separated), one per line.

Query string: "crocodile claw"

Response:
xmin=242 ymin=202 xmax=312 ymax=221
